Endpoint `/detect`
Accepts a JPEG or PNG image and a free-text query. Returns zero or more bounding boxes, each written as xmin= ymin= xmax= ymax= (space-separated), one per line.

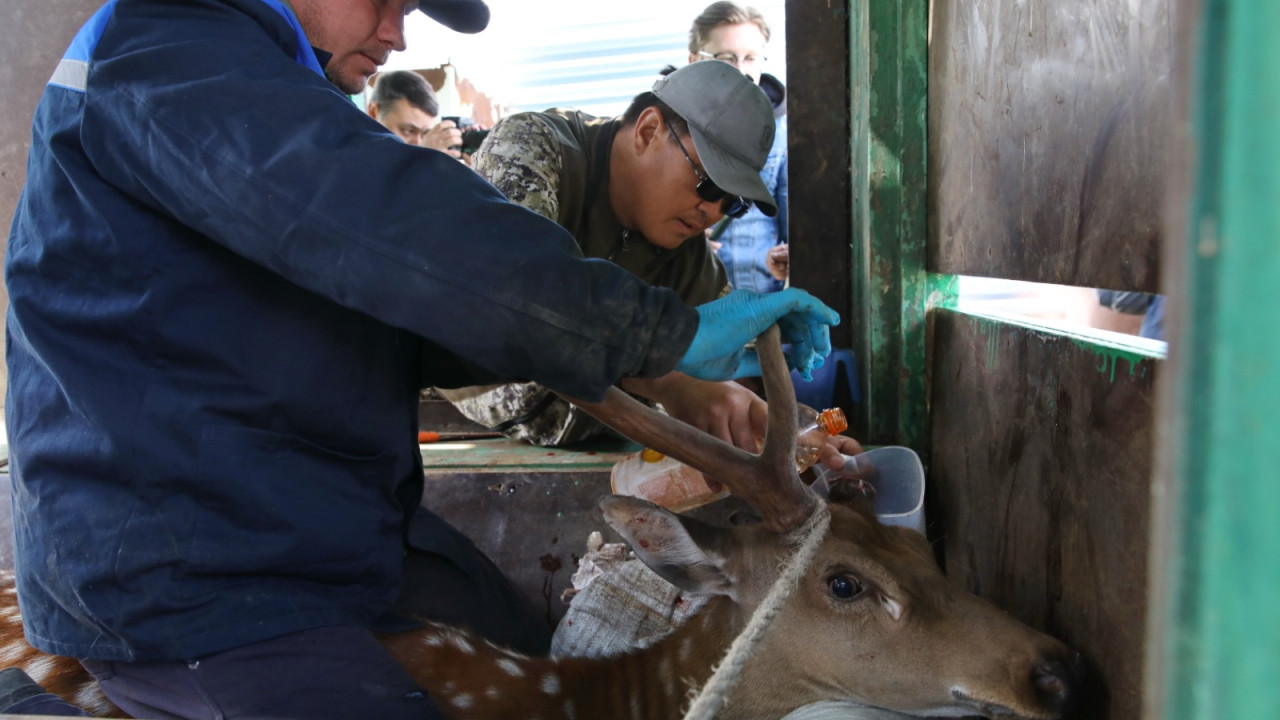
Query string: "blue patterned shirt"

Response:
xmin=715 ymin=112 xmax=787 ymax=293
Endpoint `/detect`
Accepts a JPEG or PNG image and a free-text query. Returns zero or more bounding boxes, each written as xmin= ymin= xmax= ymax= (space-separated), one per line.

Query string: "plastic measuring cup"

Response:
xmin=810 ymin=446 xmax=927 ymax=536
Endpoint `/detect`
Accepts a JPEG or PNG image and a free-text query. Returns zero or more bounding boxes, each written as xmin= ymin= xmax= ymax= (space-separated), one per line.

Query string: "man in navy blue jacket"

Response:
xmin=3 ymin=0 xmax=840 ymax=717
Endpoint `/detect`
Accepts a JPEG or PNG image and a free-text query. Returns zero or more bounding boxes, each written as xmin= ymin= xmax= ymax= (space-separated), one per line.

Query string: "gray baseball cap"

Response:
xmin=418 ymin=0 xmax=490 ymax=34
xmin=652 ymin=62 xmax=778 ymax=217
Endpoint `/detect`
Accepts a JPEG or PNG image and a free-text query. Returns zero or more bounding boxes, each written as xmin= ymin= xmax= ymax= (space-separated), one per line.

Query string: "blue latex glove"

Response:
xmin=675 ymin=289 xmax=840 ymax=381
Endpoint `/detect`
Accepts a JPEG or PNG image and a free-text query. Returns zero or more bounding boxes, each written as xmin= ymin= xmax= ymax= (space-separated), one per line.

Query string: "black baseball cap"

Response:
xmin=418 ymin=0 xmax=490 ymax=34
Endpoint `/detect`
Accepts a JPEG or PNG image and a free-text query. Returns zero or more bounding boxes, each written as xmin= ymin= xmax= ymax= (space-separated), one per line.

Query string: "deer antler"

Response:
xmin=565 ymin=325 xmax=818 ymax=532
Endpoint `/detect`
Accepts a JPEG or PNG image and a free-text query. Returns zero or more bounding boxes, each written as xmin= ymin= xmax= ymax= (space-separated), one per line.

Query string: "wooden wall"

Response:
xmin=423 ymin=469 xmax=617 ymax=630
xmin=928 ymin=1 xmax=1172 ymax=718
xmin=929 ymin=0 xmax=1169 ymax=291
xmin=930 ymin=313 xmax=1156 ymax=717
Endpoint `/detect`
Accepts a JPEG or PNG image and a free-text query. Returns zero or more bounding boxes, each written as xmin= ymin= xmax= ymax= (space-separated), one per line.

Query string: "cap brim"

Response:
xmin=418 ymin=0 xmax=490 ymax=34
xmin=687 ymin=126 xmax=778 ymax=217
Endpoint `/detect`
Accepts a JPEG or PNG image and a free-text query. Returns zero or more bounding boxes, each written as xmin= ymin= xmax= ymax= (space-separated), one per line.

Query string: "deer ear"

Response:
xmin=599 ymin=496 xmax=735 ymax=596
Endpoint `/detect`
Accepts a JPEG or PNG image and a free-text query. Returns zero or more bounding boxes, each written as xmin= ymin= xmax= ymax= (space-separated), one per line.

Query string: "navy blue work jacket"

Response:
xmin=4 ymin=0 xmax=696 ymax=662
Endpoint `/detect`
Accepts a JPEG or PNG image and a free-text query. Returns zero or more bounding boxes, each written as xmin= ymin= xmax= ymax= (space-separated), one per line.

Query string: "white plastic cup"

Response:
xmin=811 ymin=446 xmax=927 ymax=536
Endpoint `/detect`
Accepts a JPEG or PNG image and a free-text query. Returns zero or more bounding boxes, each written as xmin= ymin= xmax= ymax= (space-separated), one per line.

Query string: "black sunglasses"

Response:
xmin=668 ymin=127 xmax=752 ymax=218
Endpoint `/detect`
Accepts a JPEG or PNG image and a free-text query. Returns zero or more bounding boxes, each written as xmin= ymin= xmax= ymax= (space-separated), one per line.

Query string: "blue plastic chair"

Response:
xmin=791 ymin=349 xmax=860 ymax=411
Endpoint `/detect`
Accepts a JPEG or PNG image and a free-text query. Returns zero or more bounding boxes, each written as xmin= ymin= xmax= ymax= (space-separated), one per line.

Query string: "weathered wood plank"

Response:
xmin=929 ymin=309 xmax=1158 ymax=719
xmin=929 ymin=0 xmax=1169 ymax=291
xmin=421 ymin=470 xmax=619 ymax=628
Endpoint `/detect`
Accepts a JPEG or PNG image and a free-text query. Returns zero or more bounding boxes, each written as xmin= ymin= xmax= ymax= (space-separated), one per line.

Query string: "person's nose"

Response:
xmin=697 ymin=197 xmax=725 ymax=223
xmin=378 ymin=8 xmax=408 ymax=53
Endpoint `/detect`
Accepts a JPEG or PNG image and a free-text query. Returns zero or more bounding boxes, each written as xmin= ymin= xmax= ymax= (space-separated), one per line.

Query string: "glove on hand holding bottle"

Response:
xmin=675 ymin=289 xmax=840 ymax=382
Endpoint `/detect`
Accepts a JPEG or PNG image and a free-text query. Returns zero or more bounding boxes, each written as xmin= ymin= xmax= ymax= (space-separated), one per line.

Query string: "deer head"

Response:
xmin=590 ymin=492 xmax=1081 ymax=719
xmin=0 ymin=327 xmax=1082 ymax=719
xmin=544 ymin=324 xmax=1083 ymax=719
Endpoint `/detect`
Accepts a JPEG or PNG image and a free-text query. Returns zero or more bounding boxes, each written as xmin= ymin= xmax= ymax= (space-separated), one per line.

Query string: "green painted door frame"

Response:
xmin=1146 ymin=0 xmax=1280 ymax=717
xmin=849 ymin=0 xmax=935 ymax=451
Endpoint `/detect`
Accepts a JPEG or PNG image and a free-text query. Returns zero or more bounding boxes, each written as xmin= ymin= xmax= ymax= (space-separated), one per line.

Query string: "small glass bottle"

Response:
xmin=611 ymin=405 xmax=848 ymax=512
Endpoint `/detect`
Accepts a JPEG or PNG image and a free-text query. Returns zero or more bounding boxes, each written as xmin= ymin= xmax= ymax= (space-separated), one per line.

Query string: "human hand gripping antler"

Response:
xmin=564 ymin=325 xmax=819 ymax=533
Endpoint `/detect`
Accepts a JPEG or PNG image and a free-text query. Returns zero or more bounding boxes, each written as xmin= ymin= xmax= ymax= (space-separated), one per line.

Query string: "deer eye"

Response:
xmin=827 ymin=574 xmax=865 ymax=600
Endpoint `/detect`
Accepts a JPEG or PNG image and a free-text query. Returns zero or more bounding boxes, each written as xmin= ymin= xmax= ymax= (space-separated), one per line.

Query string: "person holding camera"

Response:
xmin=366 ymin=69 xmax=465 ymax=158
xmin=440 ymin=61 xmax=819 ymax=449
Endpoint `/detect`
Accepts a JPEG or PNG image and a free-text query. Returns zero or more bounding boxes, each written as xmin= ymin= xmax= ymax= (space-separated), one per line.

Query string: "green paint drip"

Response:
xmin=958 ymin=309 xmax=1162 ymax=380
xmin=976 ymin=317 xmax=1003 ymax=368
xmin=1068 ymin=339 xmax=1152 ymax=383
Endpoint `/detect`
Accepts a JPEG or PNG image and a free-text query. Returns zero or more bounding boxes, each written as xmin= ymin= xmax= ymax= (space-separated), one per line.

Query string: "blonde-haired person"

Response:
xmin=689 ymin=2 xmax=789 ymax=293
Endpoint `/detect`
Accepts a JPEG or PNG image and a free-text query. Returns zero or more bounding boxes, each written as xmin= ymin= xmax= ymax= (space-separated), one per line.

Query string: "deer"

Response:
xmin=0 ymin=326 xmax=1083 ymax=719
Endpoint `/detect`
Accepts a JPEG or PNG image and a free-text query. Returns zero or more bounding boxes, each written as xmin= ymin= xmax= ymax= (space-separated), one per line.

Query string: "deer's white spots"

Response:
xmin=658 ymin=655 xmax=674 ymax=685
xmin=484 ymin=686 xmax=501 ymax=700
xmin=443 ymin=681 xmax=457 ymax=694
xmin=0 ymin=641 xmax=29 ymax=663
xmin=539 ymin=673 xmax=560 ymax=695
xmin=451 ymin=692 xmax=474 ymax=709
xmin=24 ymin=656 xmax=56 ymax=684
xmin=74 ymin=684 xmax=115 ymax=716
xmin=449 ymin=634 xmax=475 ymax=654
xmin=424 ymin=633 xmax=444 ymax=647
xmin=499 ymin=646 xmax=529 ymax=660
xmin=496 ymin=658 xmax=524 ymax=677
xmin=679 ymin=636 xmax=695 ymax=662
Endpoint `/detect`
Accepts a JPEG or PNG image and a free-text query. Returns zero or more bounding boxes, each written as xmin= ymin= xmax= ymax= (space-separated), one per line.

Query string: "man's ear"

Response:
xmin=631 ymin=106 xmax=665 ymax=157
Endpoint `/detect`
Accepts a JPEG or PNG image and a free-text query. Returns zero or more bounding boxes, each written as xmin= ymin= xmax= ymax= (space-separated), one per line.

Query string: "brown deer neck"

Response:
xmin=556 ymin=595 xmax=742 ymax=718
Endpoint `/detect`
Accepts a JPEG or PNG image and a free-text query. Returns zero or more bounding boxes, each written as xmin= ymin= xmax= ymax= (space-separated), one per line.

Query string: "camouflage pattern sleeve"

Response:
xmin=442 ymin=114 xmax=613 ymax=447
xmin=471 ymin=113 xmax=562 ymax=222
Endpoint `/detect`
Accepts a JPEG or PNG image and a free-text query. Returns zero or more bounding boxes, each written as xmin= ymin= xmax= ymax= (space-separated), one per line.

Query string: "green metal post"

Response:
xmin=852 ymin=0 xmax=930 ymax=450
xmin=1148 ymin=0 xmax=1280 ymax=717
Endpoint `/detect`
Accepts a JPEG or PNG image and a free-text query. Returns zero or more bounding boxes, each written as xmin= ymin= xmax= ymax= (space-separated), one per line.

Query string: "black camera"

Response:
xmin=441 ymin=116 xmax=491 ymax=154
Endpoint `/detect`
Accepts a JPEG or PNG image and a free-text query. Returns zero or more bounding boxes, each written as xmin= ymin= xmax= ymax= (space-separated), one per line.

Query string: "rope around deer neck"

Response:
xmin=680 ymin=503 xmax=833 ymax=720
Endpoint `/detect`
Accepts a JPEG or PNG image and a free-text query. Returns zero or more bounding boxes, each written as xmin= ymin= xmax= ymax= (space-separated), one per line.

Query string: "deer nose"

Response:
xmin=1031 ymin=651 xmax=1086 ymax=715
